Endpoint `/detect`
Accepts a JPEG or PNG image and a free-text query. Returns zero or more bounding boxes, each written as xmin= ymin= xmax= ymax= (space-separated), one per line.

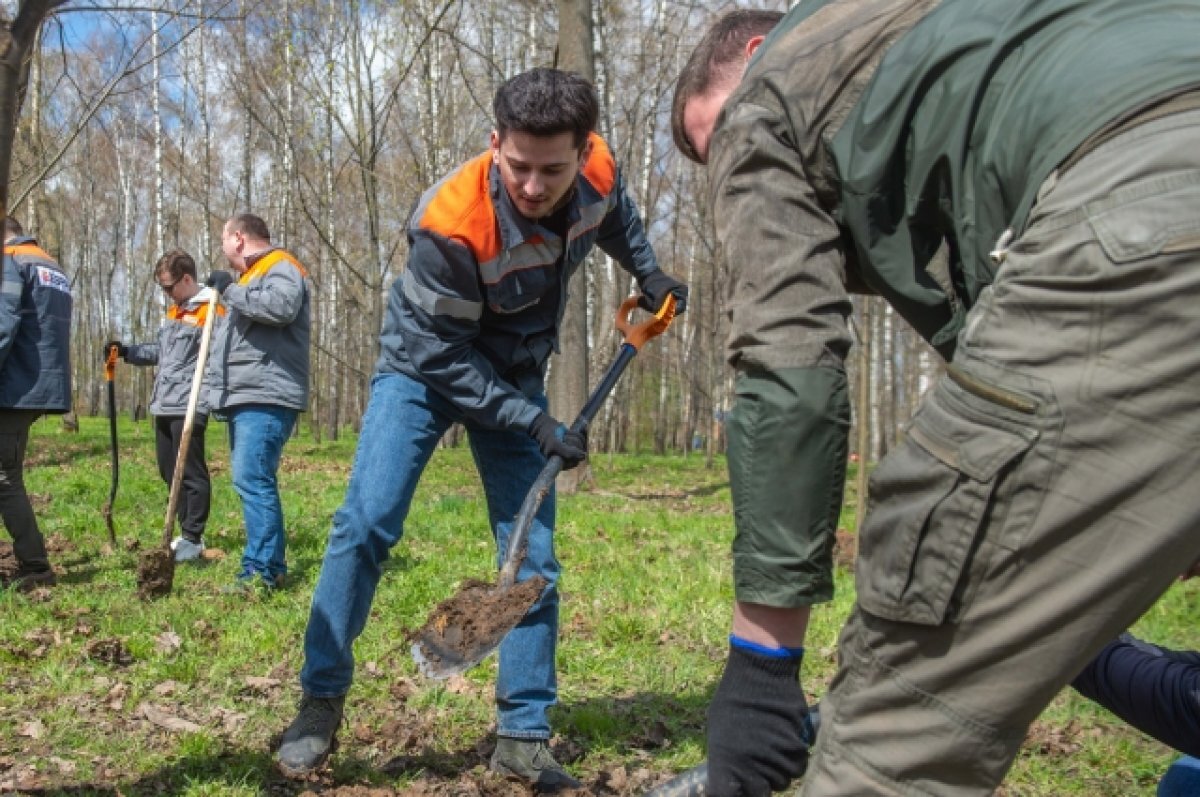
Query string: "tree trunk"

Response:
xmin=551 ymin=0 xmax=595 ymax=493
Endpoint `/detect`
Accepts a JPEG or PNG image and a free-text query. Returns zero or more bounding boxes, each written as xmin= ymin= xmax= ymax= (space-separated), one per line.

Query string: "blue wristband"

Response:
xmin=730 ymin=634 xmax=804 ymax=660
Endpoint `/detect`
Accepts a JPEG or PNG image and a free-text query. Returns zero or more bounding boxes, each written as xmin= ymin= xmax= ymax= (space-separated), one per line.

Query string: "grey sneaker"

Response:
xmin=276 ymin=694 xmax=344 ymax=778
xmin=490 ymin=738 xmax=580 ymax=791
xmin=170 ymin=536 xmax=205 ymax=562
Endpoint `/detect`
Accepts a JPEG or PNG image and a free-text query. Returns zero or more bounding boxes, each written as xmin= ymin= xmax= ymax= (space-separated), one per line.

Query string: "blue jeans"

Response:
xmin=227 ymin=404 xmax=297 ymax=581
xmin=300 ymin=372 xmax=560 ymax=738
xmin=1159 ymin=757 xmax=1200 ymax=797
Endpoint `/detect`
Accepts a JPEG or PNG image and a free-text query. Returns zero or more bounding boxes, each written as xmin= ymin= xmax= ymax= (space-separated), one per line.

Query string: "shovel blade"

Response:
xmin=137 ymin=546 xmax=175 ymax=600
xmin=410 ymin=575 xmax=547 ymax=680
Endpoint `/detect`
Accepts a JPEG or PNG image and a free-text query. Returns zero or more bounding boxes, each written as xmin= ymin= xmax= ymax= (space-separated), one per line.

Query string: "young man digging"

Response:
xmin=275 ymin=68 xmax=687 ymax=790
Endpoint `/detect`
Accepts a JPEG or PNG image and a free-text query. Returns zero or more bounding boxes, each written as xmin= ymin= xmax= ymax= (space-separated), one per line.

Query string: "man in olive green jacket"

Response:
xmin=672 ymin=1 xmax=1200 ymax=794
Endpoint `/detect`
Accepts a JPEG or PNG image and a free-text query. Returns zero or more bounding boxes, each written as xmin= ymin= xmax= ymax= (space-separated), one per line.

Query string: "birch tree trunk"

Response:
xmin=551 ymin=0 xmax=594 ymax=492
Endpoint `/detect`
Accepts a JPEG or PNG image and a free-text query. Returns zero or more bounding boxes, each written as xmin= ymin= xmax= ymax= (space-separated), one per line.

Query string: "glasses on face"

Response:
xmin=159 ymin=279 xmax=179 ymax=294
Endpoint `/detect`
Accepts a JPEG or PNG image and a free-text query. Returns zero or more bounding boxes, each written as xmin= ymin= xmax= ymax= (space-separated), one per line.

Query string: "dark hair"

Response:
xmin=671 ymin=9 xmax=783 ymax=163
xmin=4 ymin=217 xmax=23 ymax=238
xmin=493 ymin=68 xmax=599 ymax=149
xmin=227 ymin=212 xmax=271 ymax=242
xmin=154 ymin=248 xmax=197 ymax=281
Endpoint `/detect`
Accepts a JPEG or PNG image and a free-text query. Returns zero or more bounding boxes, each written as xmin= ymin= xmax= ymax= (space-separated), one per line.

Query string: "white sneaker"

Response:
xmin=170 ymin=536 xmax=205 ymax=562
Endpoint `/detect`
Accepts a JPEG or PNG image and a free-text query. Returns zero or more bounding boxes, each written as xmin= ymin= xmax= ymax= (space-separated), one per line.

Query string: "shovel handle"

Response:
xmin=498 ymin=294 xmax=678 ymax=587
xmin=615 ymin=293 xmax=677 ymax=352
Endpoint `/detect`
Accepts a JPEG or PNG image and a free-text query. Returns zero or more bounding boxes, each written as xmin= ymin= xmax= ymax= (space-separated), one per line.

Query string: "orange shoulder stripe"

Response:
xmin=239 ymin=249 xmax=309 ymax=284
xmin=418 ymin=151 xmax=501 ymax=263
xmin=582 ymin=132 xmax=616 ymax=197
xmin=168 ymin=301 xmax=226 ymax=324
xmin=4 ymin=243 xmax=54 ymax=260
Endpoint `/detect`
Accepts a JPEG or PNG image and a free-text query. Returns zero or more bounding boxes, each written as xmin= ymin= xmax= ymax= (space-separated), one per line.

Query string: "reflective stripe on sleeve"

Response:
xmin=402 ymin=270 xmax=483 ymax=321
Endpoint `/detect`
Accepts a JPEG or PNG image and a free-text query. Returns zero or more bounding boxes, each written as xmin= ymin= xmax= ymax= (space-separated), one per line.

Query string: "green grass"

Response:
xmin=0 ymin=415 xmax=1191 ymax=795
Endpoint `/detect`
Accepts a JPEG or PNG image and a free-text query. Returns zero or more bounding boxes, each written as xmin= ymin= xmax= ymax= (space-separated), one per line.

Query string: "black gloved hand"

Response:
xmin=706 ymin=643 xmax=812 ymax=797
xmin=104 ymin=340 xmax=127 ymax=360
xmin=638 ymin=270 xmax=689 ymax=315
xmin=205 ymin=270 xmax=234 ymax=295
xmin=527 ymin=412 xmax=588 ymax=470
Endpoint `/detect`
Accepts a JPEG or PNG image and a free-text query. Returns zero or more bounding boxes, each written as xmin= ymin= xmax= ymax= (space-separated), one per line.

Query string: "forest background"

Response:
xmin=6 ymin=0 xmax=934 ymax=467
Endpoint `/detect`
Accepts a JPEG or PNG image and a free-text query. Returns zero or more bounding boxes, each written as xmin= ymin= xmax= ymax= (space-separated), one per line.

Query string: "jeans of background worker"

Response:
xmin=0 ymin=409 xmax=50 ymax=572
xmin=802 ymin=110 xmax=1200 ymax=796
xmin=227 ymin=404 xmax=297 ymax=583
xmin=301 ymin=371 xmax=560 ymax=738
xmin=154 ymin=415 xmax=210 ymax=544
xmin=1159 ymin=756 xmax=1200 ymax=797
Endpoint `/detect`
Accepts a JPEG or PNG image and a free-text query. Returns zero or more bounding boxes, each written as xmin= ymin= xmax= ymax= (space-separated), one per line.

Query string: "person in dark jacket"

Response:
xmin=0 ymin=217 xmax=71 ymax=592
xmin=275 ymin=68 xmax=688 ymax=789
xmin=204 ymin=213 xmax=311 ymax=590
xmin=108 ymin=249 xmax=223 ymax=562
xmin=670 ymin=2 xmax=1200 ymax=794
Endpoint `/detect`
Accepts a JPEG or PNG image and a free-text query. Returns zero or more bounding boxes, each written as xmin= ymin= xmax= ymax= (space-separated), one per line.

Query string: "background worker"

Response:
xmin=205 ymin=213 xmax=310 ymax=591
xmin=671 ymin=2 xmax=1200 ymax=794
xmin=107 ymin=249 xmax=223 ymax=562
xmin=0 ymin=216 xmax=71 ymax=592
xmin=275 ymin=68 xmax=687 ymax=790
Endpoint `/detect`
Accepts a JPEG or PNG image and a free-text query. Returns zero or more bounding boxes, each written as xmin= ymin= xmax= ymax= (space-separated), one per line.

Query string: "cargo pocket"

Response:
xmin=855 ymin=379 xmax=1039 ymax=626
xmin=1089 ymin=173 xmax=1200 ymax=262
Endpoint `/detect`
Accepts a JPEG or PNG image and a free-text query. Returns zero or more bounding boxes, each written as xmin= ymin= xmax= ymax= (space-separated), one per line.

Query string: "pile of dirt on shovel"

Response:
xmin=410 ymin=575 xmax=547 ymax=673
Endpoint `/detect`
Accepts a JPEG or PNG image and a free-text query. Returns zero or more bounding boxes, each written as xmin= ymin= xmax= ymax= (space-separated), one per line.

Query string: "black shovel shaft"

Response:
xmin=498 ymin=342 xmax=638 ymax=587
xmin=107 ymin=378 xmax=119 ymax=501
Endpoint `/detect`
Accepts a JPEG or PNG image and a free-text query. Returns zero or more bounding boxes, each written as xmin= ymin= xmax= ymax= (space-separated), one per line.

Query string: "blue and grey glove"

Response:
xmin=638 ymin=271 xmax=689 ymax=315
xmin=706 ymin=638 xmax=814 ymax=797
xmin=528 ymin=412 xmax=588 ymax=470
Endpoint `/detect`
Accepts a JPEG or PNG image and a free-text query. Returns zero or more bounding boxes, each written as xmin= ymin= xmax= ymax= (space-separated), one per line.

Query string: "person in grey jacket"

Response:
xmin=204 ymin=213 xmax=310 ymax=590
xmin=108 ymin=249 xmax=223 ymax=562
xmin=275 ymin=68 xmax=687 ymax=789
xmin=0 ymin=217 xmax=71 ymax=592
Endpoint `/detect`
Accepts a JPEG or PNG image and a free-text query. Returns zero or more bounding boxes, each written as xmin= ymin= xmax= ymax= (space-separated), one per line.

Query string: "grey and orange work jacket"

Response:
xmin=377 ymin=132 xmax=662 ymax=431
xmin=205 ymin=247 xmax=311 ymax=413
xmin=0 ymin=236 xmax=72 ymax=412
xmin=126 ymin=287 xmax=225 ymax=417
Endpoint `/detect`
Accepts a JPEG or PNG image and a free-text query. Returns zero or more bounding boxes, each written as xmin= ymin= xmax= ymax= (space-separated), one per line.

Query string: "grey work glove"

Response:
xmin=528 ymin=412 xmax=588 ymax=470
xmin=205 ymin=270 xmax=234 ymax=295
xmin=639 ymin=270 xmax=689 ymax=315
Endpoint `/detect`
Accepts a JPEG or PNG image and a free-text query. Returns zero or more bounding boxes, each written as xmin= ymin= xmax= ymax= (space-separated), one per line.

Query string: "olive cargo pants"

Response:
xmin=802 ymin=109 xmax=1200 ymax=795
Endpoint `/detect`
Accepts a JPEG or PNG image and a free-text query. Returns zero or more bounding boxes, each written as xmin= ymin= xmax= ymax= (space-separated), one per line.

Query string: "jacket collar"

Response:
xmin=489 ymin=162 xmax=585 ymax=253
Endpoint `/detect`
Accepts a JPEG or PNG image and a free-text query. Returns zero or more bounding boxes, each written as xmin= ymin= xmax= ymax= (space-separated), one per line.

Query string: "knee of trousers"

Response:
xmin=810 ymin=615 xmax=1027 ymax=793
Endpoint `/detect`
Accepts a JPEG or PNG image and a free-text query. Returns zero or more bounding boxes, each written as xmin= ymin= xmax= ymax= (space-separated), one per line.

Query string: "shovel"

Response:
xmin=101 ymin=343 xmax=120 ymax=547
xmin=137 ymin=287 xmax=220 ymax=599
xmin=410 ymin=293 xmax=678 ymax=679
